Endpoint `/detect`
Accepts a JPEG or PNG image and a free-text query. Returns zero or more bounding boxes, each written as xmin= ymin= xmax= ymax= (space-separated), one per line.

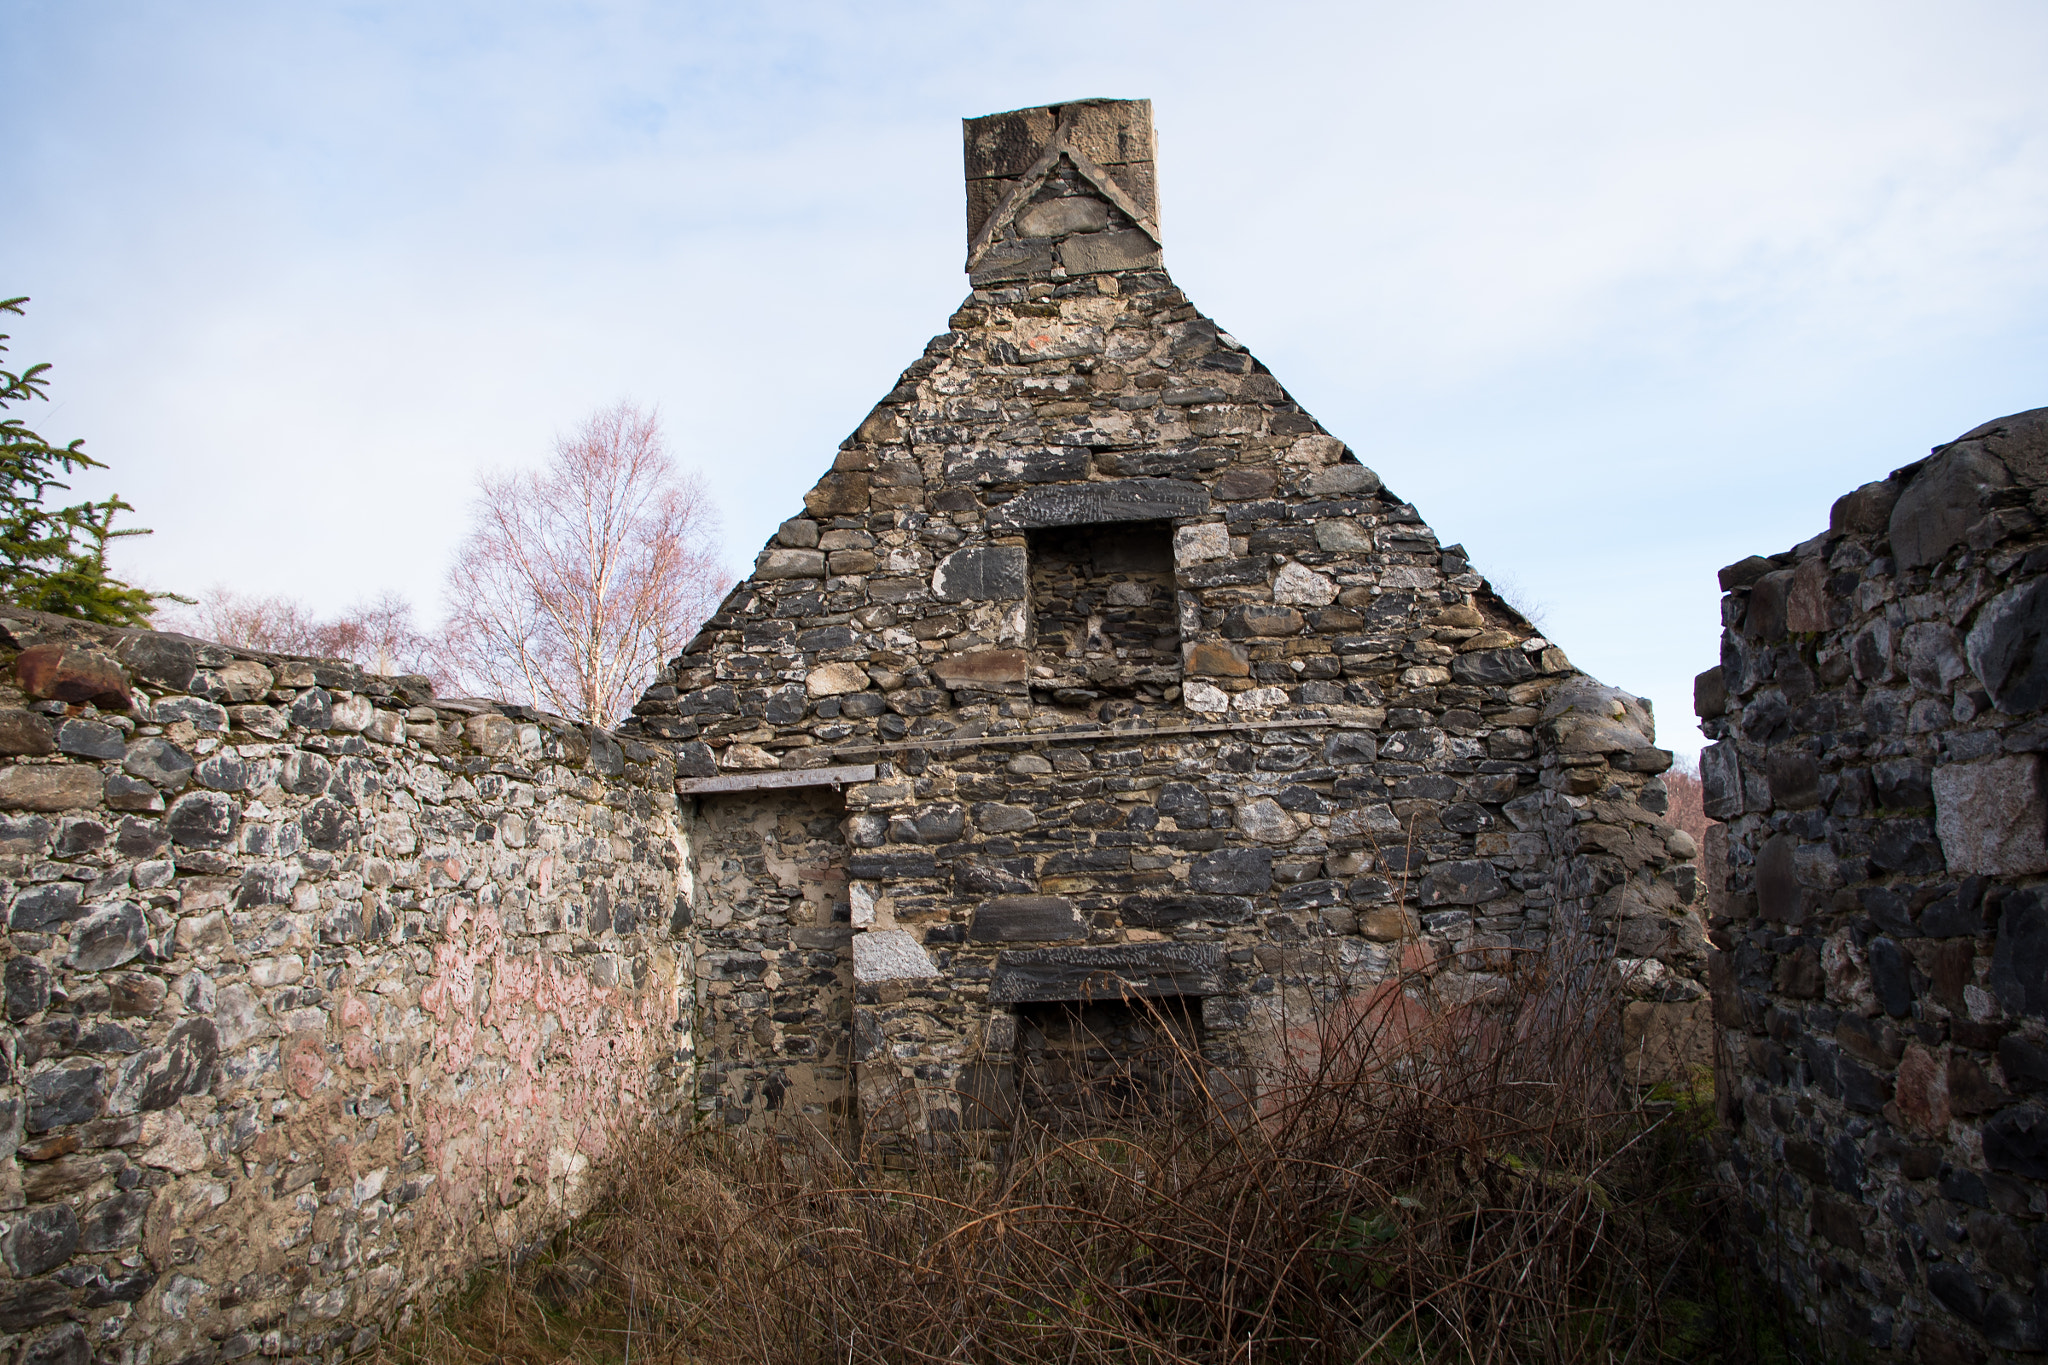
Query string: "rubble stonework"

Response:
xmin=1701 ymin=406 xmax=2048 ymax=1358
xmin=0 ymin=606 xmax=689 ymax=1363
xmin=622 ymin=99 xmax=1709 ymax=1144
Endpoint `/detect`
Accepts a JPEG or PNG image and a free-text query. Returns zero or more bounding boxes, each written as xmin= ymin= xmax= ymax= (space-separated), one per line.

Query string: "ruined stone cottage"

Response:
xmin=0 ymin=98 xmax=1712 ymax=1362
xmin=619 ymin=98 xmax=1710 ymax=1144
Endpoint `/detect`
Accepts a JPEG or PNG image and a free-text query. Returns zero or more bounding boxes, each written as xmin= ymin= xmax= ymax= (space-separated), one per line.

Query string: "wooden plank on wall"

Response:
xmin=676 ymin=764 xmax=877 ymax=796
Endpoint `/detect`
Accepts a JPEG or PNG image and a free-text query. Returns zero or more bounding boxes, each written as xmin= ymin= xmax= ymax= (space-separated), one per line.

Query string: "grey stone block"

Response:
xmin=1059 ymin=230 xmax=1161 ymax=275
xmin=969 ymin=896 xmax=1087 ymax=942
xmin=986 ymin=477 xmax=1209 ymax=529
xmin=932 ymin=546 xmax=1027 ymax=602
xmin=1016 ymin=196 xmax=1109 ymax=238
xmin=988 ymin=943 xmax=1225 ymax=1004
xmin=755 ymin=548 xmax=827 ymax=580
xmin=1889 ymin=446 xmax=2012 ymax=569
xmin=1967 ymin=577 xmax=2048 ymax=714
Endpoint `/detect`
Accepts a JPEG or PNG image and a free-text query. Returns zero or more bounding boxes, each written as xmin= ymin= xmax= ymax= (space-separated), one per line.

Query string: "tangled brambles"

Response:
xmin=380 ymin=931 xmax=1782 ymax=1364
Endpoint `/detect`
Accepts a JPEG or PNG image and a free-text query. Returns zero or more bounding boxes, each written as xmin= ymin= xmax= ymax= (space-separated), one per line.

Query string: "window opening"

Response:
xmin=1027 ymin=520 xmax=1180 ymax=704
xmin=1015 ymin=997 xmax=1205 ymax=1132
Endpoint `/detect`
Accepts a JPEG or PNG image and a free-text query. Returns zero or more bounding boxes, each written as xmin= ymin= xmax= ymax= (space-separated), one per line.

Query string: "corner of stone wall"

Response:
xmin=1530 ymin=672 xmax=1711 ymax=1086
xmin=0 ymin=605 xmax=692 ymax=1361
xmin=1702 ymin=405 xmax=2048 ymax=1358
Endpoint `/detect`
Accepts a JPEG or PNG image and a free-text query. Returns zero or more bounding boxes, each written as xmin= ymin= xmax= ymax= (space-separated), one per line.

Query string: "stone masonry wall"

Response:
xmin=0 ymin=607 xmax=688 ymax=1365
xmin=1701 ymin=406 xmax=2048 ymax=1361
xmin=624 ymin=98 xmax=1712 ymax=1148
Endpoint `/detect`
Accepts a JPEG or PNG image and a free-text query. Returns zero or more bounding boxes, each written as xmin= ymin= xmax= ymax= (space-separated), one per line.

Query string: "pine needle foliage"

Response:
xmin=0 ymin=297 xmax=160 ymax=626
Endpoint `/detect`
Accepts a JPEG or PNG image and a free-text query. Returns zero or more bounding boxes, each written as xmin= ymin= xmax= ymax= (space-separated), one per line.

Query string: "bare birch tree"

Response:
xmin=441 ymin=402 xmax=728 ymax=726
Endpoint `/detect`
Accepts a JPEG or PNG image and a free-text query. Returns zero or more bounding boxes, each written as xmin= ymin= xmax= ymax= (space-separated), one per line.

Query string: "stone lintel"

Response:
xmin=987 ymin=478 xmax=1210 ymax=530
xmin=676 ymin=763 xmax=877 ymax=796
xmin=988 ymin=943 xmax=1226 ymax=1004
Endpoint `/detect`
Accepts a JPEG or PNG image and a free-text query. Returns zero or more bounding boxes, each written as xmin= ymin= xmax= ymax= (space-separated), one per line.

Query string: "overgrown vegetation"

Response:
xmin=0 ymin=296 xmax=162 ymax=625
xmin=379 ymin=934 xmax=1802 ymax=1364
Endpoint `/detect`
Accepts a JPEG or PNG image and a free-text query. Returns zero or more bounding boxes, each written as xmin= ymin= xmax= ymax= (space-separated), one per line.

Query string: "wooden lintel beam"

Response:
xmin=676 ymin=763 xmax=878 ymax=796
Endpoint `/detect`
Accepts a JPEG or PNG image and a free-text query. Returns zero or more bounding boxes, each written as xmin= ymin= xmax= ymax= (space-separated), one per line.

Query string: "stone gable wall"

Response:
xmin=0 ymin=607 xmax=689 ymax=1365
xmin=1701 ymin=406 xmax=2048 ymax=1359
xmin=626 ymin=99 xmax=1710 ymax=1147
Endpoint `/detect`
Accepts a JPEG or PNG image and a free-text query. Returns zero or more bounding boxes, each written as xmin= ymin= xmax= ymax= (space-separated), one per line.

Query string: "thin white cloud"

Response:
xmin=5 ymin=0 xmax=2045 ymax=758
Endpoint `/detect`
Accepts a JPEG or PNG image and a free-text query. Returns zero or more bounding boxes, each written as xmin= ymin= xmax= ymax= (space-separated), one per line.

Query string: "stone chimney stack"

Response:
xmin=961 ymin=99 xmax=1163 ymax=284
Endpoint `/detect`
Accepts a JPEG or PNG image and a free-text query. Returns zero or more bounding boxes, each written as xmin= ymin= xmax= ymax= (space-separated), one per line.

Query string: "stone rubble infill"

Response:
xmin=1700 ymin=405 xmax=2048 ymax=1359
xmin=0 ymin=604 xmax=687 ymax=1365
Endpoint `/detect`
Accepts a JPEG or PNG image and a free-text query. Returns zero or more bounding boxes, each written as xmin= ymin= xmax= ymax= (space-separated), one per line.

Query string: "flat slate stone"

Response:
xmin=986 ymin=478 xmax=1210 ymax=530
xmin=969 ymin=896 xmax=1087 ymax=942
xmin=988 ymin=943 xmax=1226 ymax=1004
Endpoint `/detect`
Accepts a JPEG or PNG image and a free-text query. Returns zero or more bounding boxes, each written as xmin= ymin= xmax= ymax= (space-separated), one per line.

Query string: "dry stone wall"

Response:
xmin=0 ymin=607 xmax=689 ymax=1365
xmin=625 ymin=98 xmax=1711 ymax=1149
xmin=1701 ymin=406 xmax=2048 ymax=1361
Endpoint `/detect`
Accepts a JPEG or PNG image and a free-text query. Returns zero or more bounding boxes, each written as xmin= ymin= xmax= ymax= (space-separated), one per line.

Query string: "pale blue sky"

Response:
xmin=8 ymin=1 xmax=2047 ymax=758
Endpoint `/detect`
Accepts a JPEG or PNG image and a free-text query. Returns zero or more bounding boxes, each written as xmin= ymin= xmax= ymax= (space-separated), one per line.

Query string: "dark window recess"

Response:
xmin=1027 ymin=521 xmax=1181 ymax=704
xmin=1015 ymin=997 xmax=1205 ymax=1132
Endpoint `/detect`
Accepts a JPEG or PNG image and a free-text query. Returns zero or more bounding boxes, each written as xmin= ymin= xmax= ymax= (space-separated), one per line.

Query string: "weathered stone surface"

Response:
xmin=1016 ymin=196 xmax=1109 ymax=238
xmin=107 ymin=1020 xmax=219 ymax=1114
xmin=1933 ymin=756 xmax=2048 ymax=876
xmin=988 ymin=943 xmax=1225 ymax=1004
xmin=1966 ymin=577 xmax=2048 ymax=714
xmin=1417 ymin=861 xmax=1505 ymax=907
xmin=1190 ymin=848 xmax=1272 ymax=895
xmin=1889 ymin=445 xmax=2012 ymax=569
xmin=1271 ymin=563 xmax=1335 ymax=606
xmin=14 ymin=644 xmax=130 ymax=709
xmin=969 ymin=896 xmax=1087 ymax=942
xmin=853 ymin=929 xmax=939 ymax=983
xmin=1305 ymin=464 xmax=1378 ymax=496
xmin=1234 ymin=797 xmax=1302 ymax=844
xmin=932 ymin=546 xmax=1027 ymax=601
xmin=1693 ymin=667 xmax=1726 ymax=719
xmin=756 ymin=547 xmax=827 ymax=580
xmin=805 ymin=662 xmax=870 ymax=697
xmin=25 ymin=1065 xmax=103 ymax=1132
xmin=2 ymin=1205 xmax=79 ymax=1278
xmin=1060 ymin=229 xmax=1160 ymax=274
xmin=0 ymin=765 xmax=103 ymax=812
xmin=804 ymin=472 xmax=871 ymax=518
xmin=165 ymin=791 xmax=237 ymax=847
xmin=932 ymin=650 xmax=1029 ymax=688
xmin=0 ymin=708 xmax=55 ymax=756
xmin=1184 ymin=640 xmax=1250 ymax=677
xmin=986 ymin=478 xmax=1209 ymax=529
xmin=1709 ymin=408 xmax=2048 ymax=1358
xmin=68 ymin=903 xmax=147 ymax=971
xmin=1700 ymin=742 xmax=1743 ymax=819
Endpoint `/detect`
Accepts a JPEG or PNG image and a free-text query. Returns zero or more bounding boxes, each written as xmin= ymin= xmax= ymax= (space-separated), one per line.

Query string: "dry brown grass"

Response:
xmin=377 ymin=932 xmax=1746 ymax=1365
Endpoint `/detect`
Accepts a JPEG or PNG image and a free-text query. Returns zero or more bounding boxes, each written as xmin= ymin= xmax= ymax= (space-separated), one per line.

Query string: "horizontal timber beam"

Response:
xmin=677 ymin=763 xmax=877 ymax=796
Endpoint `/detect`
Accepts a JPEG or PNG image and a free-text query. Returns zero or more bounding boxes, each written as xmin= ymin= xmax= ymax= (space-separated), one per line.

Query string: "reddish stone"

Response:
xmin=933 ymin=650 xmax=1029 ymax=688
xmin=1784 ymin=557 xmax=1830 ymax=633
xmin=13 ymin=643 xmax=132 ymax=710
xmin=803 ymin=472 xmax=870 ymax=517
xmin=1184 ymin=640 xmax=1250 ymax=678
xmin=1892 ymin=1043 xmax=1951 ymax=1138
